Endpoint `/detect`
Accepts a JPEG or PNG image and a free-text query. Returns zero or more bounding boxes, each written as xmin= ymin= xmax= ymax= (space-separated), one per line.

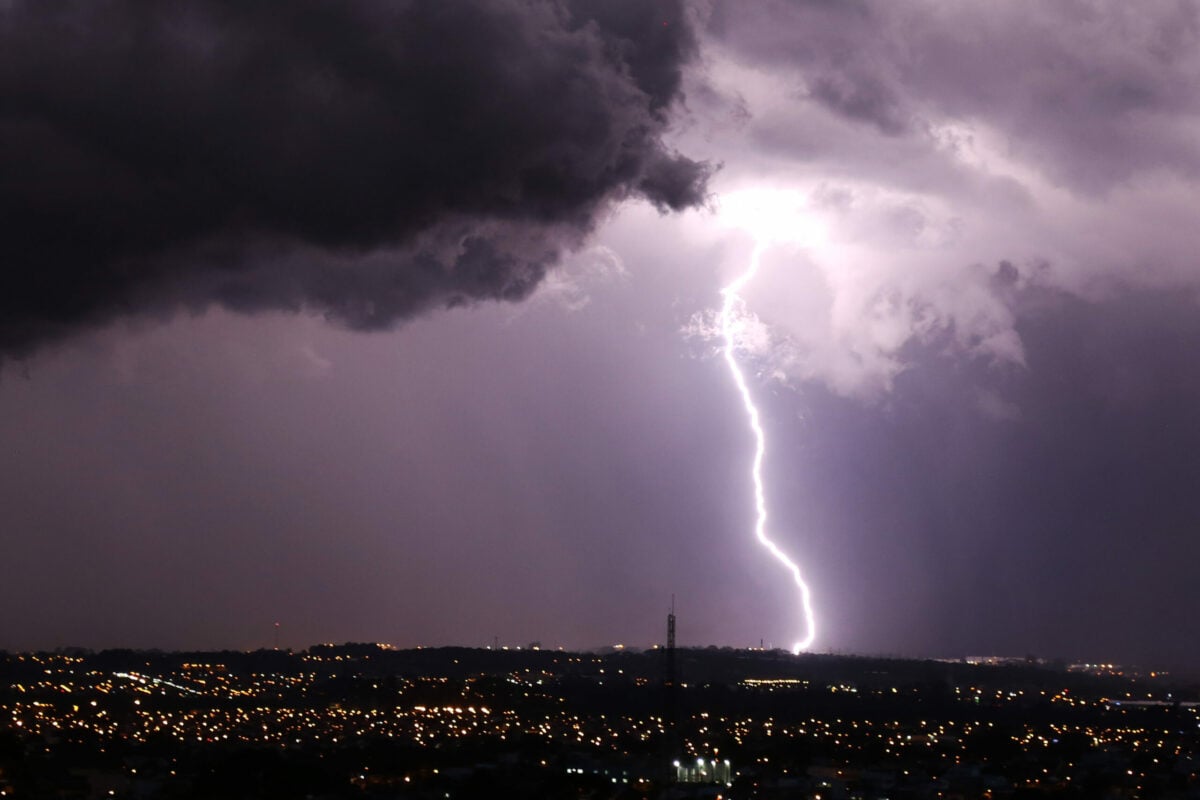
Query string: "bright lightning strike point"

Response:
xmin=719 ymin=240 xmax=816 ymax=655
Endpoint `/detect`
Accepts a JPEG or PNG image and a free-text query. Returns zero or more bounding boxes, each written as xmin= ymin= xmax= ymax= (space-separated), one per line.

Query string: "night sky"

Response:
xmin=4 ymin=0 xmax=1200 ymax=669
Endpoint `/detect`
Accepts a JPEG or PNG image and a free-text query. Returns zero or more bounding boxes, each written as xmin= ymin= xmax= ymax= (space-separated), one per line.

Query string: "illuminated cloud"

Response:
xmin=678 ymin=0 xmax=1200 ymax=400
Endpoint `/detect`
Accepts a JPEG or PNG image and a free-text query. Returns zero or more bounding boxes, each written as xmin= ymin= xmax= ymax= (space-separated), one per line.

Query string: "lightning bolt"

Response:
xmin=719 ymin=241 xmax=817 ymax=654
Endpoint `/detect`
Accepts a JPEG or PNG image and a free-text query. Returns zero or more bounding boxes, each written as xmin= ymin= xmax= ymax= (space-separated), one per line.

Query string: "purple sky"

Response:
xmin=4 ymin=0 xmax=1200 ymax=668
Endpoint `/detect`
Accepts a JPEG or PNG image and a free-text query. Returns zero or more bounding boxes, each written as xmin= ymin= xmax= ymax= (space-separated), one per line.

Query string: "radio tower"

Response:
xmin=663 ymin=595 xmax=679 ymax=773
xmin=666 ymin=595 xmax=677 ymax=689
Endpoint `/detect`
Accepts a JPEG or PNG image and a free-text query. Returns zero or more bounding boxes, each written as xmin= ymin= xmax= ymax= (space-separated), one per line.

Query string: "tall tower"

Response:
xmin=664 ymin=595 xmax=679 ymax=772
xmin=666 ymin=595 xmax=676 ymax=688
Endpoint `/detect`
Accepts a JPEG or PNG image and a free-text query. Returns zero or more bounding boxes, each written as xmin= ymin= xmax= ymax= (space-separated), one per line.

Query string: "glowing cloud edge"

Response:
xmin=719 ymin=241 xmax=817 ymax=654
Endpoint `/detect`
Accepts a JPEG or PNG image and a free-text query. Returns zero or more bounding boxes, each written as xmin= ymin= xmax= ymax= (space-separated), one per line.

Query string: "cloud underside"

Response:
xmin=693 ymin=0 xmax=1200 ymax=399
xmin=0 ymin=0 xmax=710 ymax=357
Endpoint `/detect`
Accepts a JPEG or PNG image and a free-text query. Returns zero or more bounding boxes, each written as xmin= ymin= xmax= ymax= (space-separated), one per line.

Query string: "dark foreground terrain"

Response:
xmin=2 ymin=643 xmax=1198 ymax=798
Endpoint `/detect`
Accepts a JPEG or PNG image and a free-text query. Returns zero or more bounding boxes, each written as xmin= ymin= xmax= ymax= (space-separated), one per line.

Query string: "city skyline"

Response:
xmin=4 ymin=0 xmax=1200 ymax=670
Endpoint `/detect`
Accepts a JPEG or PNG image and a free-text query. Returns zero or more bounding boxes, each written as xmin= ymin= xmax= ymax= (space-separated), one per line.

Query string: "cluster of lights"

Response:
xmin=5 ymin=648 xmax=1200 ymax=797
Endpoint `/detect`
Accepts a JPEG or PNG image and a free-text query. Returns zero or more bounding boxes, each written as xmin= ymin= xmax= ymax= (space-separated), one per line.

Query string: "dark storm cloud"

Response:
xmin=0 ymin=0 xmax=710 ymax=356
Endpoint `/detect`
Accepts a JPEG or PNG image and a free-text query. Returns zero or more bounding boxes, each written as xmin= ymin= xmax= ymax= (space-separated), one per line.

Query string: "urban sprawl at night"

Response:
xmin=2 ymin=640 xmax=1199 ymax=799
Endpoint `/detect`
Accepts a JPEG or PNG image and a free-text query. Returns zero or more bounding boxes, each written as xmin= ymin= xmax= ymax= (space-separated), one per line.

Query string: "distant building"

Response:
xmin=673 ymin=757 xmax=732 ymax=785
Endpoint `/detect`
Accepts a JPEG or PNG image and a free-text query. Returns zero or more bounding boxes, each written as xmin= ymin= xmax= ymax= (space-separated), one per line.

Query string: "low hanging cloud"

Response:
xmin=682 ymin=0 xmax=1200 ymax=399
xmin=0 ymin=0 xmax=710 ymax=357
